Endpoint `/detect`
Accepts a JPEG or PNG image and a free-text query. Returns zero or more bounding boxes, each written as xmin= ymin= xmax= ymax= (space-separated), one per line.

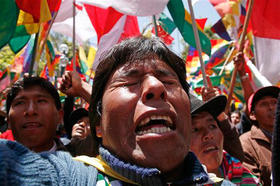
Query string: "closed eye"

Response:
xmin=13 ymin=100 xmax=25 ymax=106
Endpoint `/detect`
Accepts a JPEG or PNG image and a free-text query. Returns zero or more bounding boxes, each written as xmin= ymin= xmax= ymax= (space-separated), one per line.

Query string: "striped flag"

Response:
xmin=167 ymin=0 xmax=211 ymax=55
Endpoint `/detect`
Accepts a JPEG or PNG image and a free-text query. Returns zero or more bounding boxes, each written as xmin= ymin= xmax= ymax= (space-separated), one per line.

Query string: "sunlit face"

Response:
xmin=251 ymin=96 xmax=277 ymax=132
xmin=8 ymin=86 xmax=63 ymax=152
xmin=71 ymin=116 xmax=90 ymax=139
xmin=99 ymin=59 xmax=191 ymax=172
xmin=190 ymin=112 xmax=224 ymax=173
xmin=230 ymin=113 xmax=240 ymax=125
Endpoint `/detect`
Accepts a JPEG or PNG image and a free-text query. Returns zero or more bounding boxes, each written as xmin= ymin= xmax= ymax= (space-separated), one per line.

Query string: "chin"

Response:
xmin=132 ymin=147 xmax=188 ymax=172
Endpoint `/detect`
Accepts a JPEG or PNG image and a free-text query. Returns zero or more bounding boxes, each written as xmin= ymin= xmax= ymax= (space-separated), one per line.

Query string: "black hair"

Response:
xmin=6 ymin=76 xmax=61 ymax=113
xmin=230 ymin=110 xmax=241 ymax=117
xmin=89 ymin=36 xmax=190 ymax=144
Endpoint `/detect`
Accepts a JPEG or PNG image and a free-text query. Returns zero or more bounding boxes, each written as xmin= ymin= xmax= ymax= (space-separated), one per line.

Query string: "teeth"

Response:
xmin=139 ymin=115 xmax=172 ymax=127
xmin=206 ymin=146 xmax=216 ymax=151
xmin=136 ymin=126 xmax=171 ymax=135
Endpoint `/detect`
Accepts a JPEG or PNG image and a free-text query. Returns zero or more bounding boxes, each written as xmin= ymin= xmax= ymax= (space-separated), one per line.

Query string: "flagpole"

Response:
xmin=36 ymin=12 xmax=59 ymax=75
xmin=187 ymin=0 xmax=208 ymax=88
xmin=218 ymin=44 xmax=236 ymax=76
xmin=152 ymin=15 xmax=158 ymax=36
xmin=28 ymin=33 xmax=40 ymax=76
xmin=72 ymin=0 xmax=76 ymax=72
xmin=225 ymin=0 xmax=254 ymax=113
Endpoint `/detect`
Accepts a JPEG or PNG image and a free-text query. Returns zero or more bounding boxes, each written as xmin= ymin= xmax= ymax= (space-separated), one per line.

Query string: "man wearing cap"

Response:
xmin=65 ymin=108 xmax=98 ymax=157
xmin=239 ymin=86 xmax=280 ymax=185
xmin=190 ymin=94 xmax=259 ymax=185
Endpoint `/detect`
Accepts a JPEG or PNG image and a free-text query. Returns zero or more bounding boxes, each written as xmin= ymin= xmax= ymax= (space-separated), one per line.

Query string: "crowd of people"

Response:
xmin=0 ymin=36 xmax=279 ymax=185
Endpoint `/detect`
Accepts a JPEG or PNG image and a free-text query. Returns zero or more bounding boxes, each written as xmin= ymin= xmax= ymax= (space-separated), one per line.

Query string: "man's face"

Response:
xmin=230 ymin=113 xmax=240 ymax=125
xmin=190 ymin=112 xmax=224 ymax=173
xmin=99 ymin=59 xmax=191 ymax=172
xmin=72 ymin=116 xmax=90 ymax=139
xmin=251 ymin=96 xmax=277 ymax=132
xmin=8 ymin=86 xmax=63 ymax=152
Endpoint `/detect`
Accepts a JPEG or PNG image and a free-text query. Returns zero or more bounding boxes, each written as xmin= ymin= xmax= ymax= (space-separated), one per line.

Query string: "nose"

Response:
xmin=24 ymin=101 xmax=37 ymax=116
xmin=141 ymin=75 xmax=167 ymax=103
xmin=79 ymin=121 xmax=86 ymax=128
xmin=202 ymin=129 xmax=214 ymax=142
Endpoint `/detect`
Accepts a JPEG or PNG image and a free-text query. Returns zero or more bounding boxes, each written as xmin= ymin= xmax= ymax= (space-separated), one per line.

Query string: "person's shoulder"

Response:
xmin=239 ymin=129 xmax=252 ymax=140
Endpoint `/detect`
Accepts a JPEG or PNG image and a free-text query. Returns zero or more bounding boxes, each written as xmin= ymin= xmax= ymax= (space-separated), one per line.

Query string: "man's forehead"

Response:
xmin=256 ymin=95 xmax=277 ymax=103
xmin=117 ymin=59 xmax=177 ymax=76
xmin=14 ymin=86 xmax=53 ymax=99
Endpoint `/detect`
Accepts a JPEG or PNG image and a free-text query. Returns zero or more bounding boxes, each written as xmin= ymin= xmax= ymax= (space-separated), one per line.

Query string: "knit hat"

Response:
xmin=248 ymin=86 xmax=280 ymax=113
xmin=190 ymin=94 xmax=227 ymax=118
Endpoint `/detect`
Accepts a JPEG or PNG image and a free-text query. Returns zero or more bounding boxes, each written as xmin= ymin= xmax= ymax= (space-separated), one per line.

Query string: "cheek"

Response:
xmin=190 ymin=137 xmax=201 ymax=155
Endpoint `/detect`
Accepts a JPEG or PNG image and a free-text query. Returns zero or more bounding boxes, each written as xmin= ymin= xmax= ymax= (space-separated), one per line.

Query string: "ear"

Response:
xmin=249 ymin=111 xmax=256 ymax=121
xmin=96 ymin=126 xmax=102 ymax=137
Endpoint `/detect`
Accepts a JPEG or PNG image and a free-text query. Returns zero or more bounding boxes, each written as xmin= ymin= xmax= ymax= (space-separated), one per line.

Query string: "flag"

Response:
xmin=9 ymin=25 xmax=31 ymax=53
xmin=0 ymin=70 xmax=11 ymax=92
xmin=0 ymin=0 xmax=19 ymax=49
xmin=15 ymin=0 xmax=61 ymax=23
xmin=209 ymin=0 xmax=242 ymax=40
xmin=167 ymin=0 xmax=211 ymax=55
xmin=77 ymin=0 xmax=169 ymax=16
xmin=205 ymin=39 xmax=231 ymax=71
xmin=152 ymin=25 xmax=174 ymax=45
xmin=86 ymin=46 xmax=96 ymax=76
xmin=78 ymin=46 xmax=89 ymax=74
xmin=22 ymin=37 xmax=35 ymax=73
xmin=250 ymin=0 xmax=280 ymax=85
xmin=52 ymin=4 xmax=97 ymax=44
xmin=84 ymin=4 xmax=140 ymax=70
xmin=211 ymin=19 xmax=231 ymax=41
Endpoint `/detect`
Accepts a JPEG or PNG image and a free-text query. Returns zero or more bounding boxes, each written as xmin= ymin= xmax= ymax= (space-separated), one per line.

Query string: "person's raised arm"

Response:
xmin=59 ymin=71 xmax=92 ymax=103
xmin=233 ymin=52 xmax=254 ymax=114
xmin=201 ymin=76 xmax=244 ymax=161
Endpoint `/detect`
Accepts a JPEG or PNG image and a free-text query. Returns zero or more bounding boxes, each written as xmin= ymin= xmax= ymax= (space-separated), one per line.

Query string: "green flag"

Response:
xmin=9 ymin=25 xmax=31 ymax=53
xmin=167 ymin=0 xmax=211 ymax=55
xmin=0 ymin=0 xmax=19 ymax=49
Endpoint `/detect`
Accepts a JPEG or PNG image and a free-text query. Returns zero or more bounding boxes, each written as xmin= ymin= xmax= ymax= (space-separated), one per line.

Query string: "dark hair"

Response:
xmin=6 ymin=76 xmax=61 ymax=113
xmin=230 ymin=110 xmax=241 ymax=117
xmin=89 ymin=36 xmax=190 ymax=143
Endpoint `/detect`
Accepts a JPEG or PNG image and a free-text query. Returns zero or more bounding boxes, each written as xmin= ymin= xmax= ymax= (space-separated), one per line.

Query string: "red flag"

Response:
xmin=16 ymin=0 xmax=61 ymax=22
xmin=84 ymin=4 xmax=123 ymax=43
xmin=152 ymin=25 xmax=174 ymax=45
xmin=250 ymin=0 xmax=280 ymax=39
xmin=84 ymin=4 xmax=140 ymax=70
xmin=118 ymin=16 xmax=140 ymax=42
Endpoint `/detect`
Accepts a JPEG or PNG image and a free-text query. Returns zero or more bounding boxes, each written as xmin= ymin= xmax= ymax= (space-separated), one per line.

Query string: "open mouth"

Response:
xmin=135 ymin=115 xmax=175 ymax=135
xmin=203 ymin=146 xmax=218 ymax=153
xmin=22 ymin=122 xmax=41 ymax=129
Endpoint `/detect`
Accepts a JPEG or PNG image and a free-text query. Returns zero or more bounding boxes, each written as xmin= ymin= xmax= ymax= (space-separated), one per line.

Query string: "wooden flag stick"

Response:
xmin=187 ymin=0 xmax=208 ymax=88
xmin=72 ymin=0 xmax=76 ymax=72
xmin=219 ymin=44 xmax=236 ymax=76
xmin=225 ymin=0 xmax=254 ymax=114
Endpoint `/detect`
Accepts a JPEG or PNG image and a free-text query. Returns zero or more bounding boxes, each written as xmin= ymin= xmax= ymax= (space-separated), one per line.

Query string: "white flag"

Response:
xmin=76 ymin=0 xmax=169 ymax=16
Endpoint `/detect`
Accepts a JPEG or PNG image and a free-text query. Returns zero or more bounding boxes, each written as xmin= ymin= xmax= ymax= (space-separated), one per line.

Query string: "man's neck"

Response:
xmin=30 ymin=141 xmax=56 ymax=153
